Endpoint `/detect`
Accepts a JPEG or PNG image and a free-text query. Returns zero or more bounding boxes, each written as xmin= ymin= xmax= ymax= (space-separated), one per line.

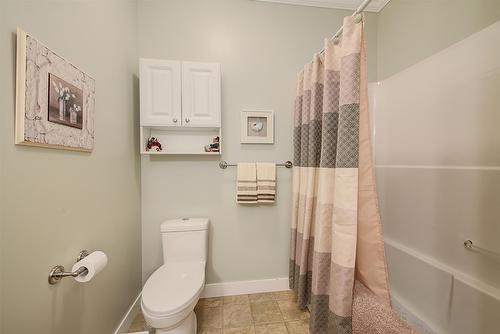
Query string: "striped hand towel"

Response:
xmin=237 ymin=163 xmax=257 ymax=203
xmin=256 ymin=163 xmax=276 ymax=203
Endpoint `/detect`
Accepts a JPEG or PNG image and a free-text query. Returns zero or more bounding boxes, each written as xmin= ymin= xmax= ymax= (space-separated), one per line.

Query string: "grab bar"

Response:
xmin=464 ymin=240 xmax=500 ymax=258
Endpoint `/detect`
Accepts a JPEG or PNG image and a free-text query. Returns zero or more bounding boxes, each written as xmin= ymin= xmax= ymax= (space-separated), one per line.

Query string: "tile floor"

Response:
xmin=127 ymin=290 xmax=310 ymax=334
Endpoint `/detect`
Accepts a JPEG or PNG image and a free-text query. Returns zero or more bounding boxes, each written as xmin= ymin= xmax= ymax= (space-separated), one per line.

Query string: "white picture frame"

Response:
xmin=15 ymin=28 xmax=95 ymax=152
xmin=240 ymin=110 xmax=274 ymax=144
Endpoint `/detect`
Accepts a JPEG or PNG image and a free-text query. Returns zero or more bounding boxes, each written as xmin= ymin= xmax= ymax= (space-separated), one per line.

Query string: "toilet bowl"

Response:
xmin=141 ymin=218 xmax=209 ymax=334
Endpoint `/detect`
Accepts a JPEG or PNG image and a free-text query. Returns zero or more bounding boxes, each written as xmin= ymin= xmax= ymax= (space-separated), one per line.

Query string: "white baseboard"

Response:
xmin=113 ymin=292 xmax=142 ymax=334
xmin=112 ymin=277 xmax=289 ymax=333
xmin=201 ymin=277 xmax=289 ymax=298
xmin=391 ymin=293 xmax=439 ymax=334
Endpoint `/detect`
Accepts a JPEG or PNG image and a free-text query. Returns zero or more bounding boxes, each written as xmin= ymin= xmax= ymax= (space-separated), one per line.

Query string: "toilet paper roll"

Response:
xmin=71 ymin=251 xmax=108 ymax=283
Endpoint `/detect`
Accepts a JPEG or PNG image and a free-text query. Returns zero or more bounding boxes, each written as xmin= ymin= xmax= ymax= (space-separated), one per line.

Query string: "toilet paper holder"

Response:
xmin=48 ymin=250 xmax=90 ymax=285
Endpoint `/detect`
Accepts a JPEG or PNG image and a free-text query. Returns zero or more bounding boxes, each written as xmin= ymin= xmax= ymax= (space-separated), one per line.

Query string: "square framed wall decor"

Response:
xmin=240 ymin=110 xmax=274 ymax=144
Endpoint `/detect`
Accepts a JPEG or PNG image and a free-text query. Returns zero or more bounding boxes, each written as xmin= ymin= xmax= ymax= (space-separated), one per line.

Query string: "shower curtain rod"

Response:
xmin=319 ymin=0 xmax=374 ymax=54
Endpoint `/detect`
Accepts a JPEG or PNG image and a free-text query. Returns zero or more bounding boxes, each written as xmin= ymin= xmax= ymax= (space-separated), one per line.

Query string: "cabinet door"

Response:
xmin=181 ymin=62 xmax=221 ymax=127
xmin=140 ymin=59 xmax=181 ymax=126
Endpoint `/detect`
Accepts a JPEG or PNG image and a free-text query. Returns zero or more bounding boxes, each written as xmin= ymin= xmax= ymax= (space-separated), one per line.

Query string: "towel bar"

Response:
xmin=219 ymin=160 xmax=293 ymax=169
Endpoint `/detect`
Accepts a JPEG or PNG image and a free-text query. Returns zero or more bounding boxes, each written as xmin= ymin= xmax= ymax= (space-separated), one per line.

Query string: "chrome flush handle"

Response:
xmin=185 ymin=118 xmax=190 ymax=123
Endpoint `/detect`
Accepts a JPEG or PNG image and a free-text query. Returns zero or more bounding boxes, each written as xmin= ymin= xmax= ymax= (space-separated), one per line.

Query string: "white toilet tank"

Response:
xmin=160 ymin=218 xmax=209 ymax=264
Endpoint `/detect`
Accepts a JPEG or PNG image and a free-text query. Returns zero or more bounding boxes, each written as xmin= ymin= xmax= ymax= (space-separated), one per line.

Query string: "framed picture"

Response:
xmin=240 ymin=110 xmax=274 ymax=144
xmin=15 ymin=28 xmax=95 ymax=151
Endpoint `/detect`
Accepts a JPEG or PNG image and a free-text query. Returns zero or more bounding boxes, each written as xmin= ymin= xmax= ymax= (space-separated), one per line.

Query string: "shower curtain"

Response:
xmin=290 ymin=16 xmax=391 ymax=334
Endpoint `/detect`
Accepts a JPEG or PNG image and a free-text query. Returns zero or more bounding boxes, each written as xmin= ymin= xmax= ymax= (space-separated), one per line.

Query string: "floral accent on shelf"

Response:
xmin=204 ymin=136 xmax=220 ymax=152
xmin=146 ymin=137 xmax=162 ymax=152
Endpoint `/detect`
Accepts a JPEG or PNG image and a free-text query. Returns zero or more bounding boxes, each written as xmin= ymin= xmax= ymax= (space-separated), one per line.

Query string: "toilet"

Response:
xmin=141 ymin=218 xmax=209 ymax=334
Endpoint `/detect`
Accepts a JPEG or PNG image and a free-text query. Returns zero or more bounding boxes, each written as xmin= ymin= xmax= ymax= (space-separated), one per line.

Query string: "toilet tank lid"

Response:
xmin=161 ymin=218 xmax=209 ymax=232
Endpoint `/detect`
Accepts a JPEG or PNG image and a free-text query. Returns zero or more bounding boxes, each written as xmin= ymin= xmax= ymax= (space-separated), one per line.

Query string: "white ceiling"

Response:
xmin=253 ymin=0 xmax=391 ymax=13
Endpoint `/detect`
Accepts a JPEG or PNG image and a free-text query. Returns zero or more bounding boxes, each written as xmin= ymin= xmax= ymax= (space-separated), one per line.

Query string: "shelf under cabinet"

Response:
xmin=141 ymin=151 xmax=221 ymax=155
xmin=140 ymin=125 xmax=221 ymax=156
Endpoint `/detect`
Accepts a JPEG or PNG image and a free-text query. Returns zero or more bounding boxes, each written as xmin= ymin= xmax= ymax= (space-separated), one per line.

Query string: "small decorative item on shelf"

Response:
xmin=146 ymin=137 xmax=162 ymax=152
xmin=204 ymin=136 xmax=220 ymax=152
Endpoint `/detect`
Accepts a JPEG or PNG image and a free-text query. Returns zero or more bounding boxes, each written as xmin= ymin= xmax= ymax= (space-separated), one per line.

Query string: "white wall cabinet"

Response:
xmin=182 ymin=61 xmax=221 ymax=127
xmin=140 ymin=59 xmax=181 ymax=126
xmin=139 ymin=58 xmax=221 ymax=155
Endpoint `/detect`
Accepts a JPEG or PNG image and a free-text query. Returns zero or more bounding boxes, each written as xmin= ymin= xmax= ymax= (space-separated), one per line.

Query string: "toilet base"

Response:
xmin=155 ymin=311 xmax=197 ymax=334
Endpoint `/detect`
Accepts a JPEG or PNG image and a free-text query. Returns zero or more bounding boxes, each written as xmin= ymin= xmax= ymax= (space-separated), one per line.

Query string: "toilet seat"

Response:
xmin=142 ymin=261 xmax=204 ymax=321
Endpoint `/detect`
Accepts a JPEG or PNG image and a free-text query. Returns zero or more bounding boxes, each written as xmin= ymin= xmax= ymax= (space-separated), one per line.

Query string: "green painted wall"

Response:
xmin=0 ymin=1 xmax=141 ymax=333
xmin=138 ymin=0 xmax=379 ymax=285
xmin=378 ymin=0 xmax=500 ymax=80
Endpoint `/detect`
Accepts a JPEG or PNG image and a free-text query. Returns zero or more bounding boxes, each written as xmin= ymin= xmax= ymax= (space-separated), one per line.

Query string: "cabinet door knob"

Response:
xmin=185 ymin=118 xmax=190 ymax=123
xmin=172 ymin=118 xmax=177 ymax=123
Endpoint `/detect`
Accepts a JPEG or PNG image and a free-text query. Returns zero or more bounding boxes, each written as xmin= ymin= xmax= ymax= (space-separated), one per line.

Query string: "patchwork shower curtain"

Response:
xmin=290 ymin=16 xmax=391 ymax=333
